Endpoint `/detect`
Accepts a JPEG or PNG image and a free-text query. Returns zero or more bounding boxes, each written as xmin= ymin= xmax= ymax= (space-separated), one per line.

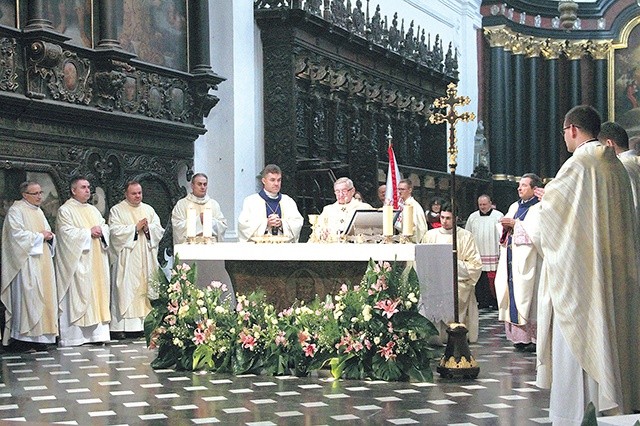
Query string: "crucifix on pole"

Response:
xmin=429 ymin=82 xmax=478 ymax=379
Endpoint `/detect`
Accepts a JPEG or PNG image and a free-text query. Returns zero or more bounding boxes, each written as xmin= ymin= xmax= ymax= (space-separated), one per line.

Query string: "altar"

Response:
xmin=174 ymin=243 xmax=454 ymax=326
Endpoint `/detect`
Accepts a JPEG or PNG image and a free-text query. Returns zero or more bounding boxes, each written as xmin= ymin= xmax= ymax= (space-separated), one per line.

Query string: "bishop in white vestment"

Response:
xmin=495 ymin=174 xmax=543 ymax=350
xmin=1 ymin=182 xmax=58 ymax=348
xmin=109 ymin=181 xmax=164 ymax=335
xmin=56 ymin=177 xmax=111 ymax=346
xmin=238 ymin=164 xmax=303 ymax=242
xmin=309 ymin=177 xmax=372 ymax=242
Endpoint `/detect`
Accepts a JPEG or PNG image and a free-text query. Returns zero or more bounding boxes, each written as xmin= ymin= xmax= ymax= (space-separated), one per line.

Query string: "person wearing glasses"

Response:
xmin=237 ymin=164 xmax=303 ymax=242
xmin=1 ymin=181 xmax=58 ymax=351
xmin=309 ymin=177 xmax=372 ymax=242
xmin=536 ymin=105 xmax=640 ymax=423
xmin=56 ymin=176 xmax=111 ymax=346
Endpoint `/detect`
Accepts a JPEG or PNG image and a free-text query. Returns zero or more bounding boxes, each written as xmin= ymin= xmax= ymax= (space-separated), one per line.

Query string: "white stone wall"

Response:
xmin=197 ymin=0 xmax=481 ymax=240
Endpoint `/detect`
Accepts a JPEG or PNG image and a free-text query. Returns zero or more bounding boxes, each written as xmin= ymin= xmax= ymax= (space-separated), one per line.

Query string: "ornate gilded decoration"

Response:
xmin=540 ymin=39 xmax=565 ymax=60
xmin=483 ymin=26 xmax=511 ymax=48
xmin=585 ymin=40 xmax=612 ymax=60
xmin=564 ymin=40 xmax=587 ymax=60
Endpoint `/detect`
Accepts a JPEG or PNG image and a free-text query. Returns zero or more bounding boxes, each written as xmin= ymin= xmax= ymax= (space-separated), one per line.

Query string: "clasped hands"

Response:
xmin=267 ymin=213 xmax=282 ymax=229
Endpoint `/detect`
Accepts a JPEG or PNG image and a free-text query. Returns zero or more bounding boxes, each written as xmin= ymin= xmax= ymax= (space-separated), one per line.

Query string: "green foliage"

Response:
xmin=145 ymin=257 xmax=438 ymax=382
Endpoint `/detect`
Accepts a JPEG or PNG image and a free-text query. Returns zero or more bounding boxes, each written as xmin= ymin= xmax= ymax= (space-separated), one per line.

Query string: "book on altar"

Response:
xmin=344 ymin=209 xmax=400 ymax=236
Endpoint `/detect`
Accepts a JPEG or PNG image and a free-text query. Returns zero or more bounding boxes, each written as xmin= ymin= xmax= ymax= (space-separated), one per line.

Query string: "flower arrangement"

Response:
xmin=145 ymin=257 xmax=438 ymax=381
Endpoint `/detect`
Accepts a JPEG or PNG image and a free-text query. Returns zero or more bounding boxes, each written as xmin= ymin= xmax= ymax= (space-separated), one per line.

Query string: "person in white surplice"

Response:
xmin=56 ymin=177 xmax=111 ymax=346
xmin=465 ymin=194 xmax=503 ymax=309
xmin=1 ymin=181 xmax=58 ymax=351
xmin=536 ymin=105 xmax=640 ymax=424
xmin=237 ymin=164 xmax=303 ymax=242
xmin=494 ymin=173 xmax=542 ymax=352
xmin=108 ymin=181 xmax=164 ymax=339
xmin=421 ymin=203 xmax=482 ymax=343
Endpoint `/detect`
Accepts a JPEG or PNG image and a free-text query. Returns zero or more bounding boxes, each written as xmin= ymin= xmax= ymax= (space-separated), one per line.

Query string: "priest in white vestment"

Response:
xmin=537 ymin=106 xmax=640 ymax=424
xmin=465 ymin=194 xmax=503 ymax=309
xmin=171 ymin=173 xmax=233 ymax=304
xmin=598 ymin=121 xmax=640 ymax=224
xmin=394 ymin=179 xmax=428 ymax=242
xmin=172 ymin=173 xmax=227 ymax=244
xmin=238 ymin=164 xmax=303 ymax=242
xmin=108 ymin=181 xmax=164 ymax=338
xmin=309 ymin=177 xmax=372 ymax=242
xmin=421 ymin=204 xmax=482 ymax=342
xmin=1 ymin=181 xmax=58 ymax=349
xmin=495 ymin=174 xmax=542 ymax=351
xmin=56 ymin=177 xmax=111 ymax=346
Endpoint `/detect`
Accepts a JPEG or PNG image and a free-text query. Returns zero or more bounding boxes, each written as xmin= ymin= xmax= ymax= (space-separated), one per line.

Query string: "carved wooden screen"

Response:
xmin=255 ymin=1 xmax=473 ymax=238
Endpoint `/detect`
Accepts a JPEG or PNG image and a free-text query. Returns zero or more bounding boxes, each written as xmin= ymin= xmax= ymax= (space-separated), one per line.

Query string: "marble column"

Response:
xmin=542 ymin=41 xmax=564 ymax=178
xmin=525 ymin=40 xmax=543 ymax=177
xmin=189 ymin=0 xmax=213 ymax=74
xmin=96 ymin=0 xmax=119 ymax=49
xmin=484 ymin=28 xmax=511 ymax=180
xmin=25 ymin=0 xmax=53 ymax=30
xmin=588 ymin=41 xmax=611 ymax=120
xmin=565 ymin=41 xmax=584 ymax=109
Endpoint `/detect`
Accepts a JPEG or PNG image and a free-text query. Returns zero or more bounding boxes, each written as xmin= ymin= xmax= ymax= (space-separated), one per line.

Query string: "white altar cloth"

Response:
xmin=174 ymin=243 xmax=454 ymax=326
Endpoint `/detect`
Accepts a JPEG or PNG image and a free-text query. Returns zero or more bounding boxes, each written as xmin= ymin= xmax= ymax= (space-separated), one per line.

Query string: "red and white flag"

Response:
xmin=385 ymin=142 xmax=402 ymax=209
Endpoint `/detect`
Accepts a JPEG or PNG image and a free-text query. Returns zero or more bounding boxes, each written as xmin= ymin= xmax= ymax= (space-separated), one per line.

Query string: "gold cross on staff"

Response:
xmin=429 ymin=82 xmax=476 ymax=173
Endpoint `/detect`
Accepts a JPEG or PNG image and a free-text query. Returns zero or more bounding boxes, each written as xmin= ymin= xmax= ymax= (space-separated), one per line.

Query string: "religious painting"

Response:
xmin=42 ymin=0 xmax=93 ymax=48
xmin=612 ymin=17 xmax=640 ymax=135
xmin=0 ymin=0 xmax=16 ymax=27
xmin=116 ymin=0 xmax=188 ymax=72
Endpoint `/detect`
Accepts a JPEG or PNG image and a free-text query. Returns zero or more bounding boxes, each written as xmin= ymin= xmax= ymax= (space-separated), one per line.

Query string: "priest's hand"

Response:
xmin=534 ymin=187 xmax=545 ymax=200
xmin=136 ymin=218 xmax=148 ymax=232
xmin=90 ymin=226 xmax=103 ymax=238
xmin=42 ymin=230 xmax=54 ymax=241
xmin=499 ymin=217 xmax=515 ymax=229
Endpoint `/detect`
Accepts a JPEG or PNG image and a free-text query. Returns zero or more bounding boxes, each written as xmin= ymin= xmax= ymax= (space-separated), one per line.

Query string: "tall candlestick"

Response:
xmin=402 ymin=204 xmax=414 ymax=236
xmin=186 ymin=207 xmax=196 ymax=238
xmin=202 ymin=207 xmax=213 ymax=238
xmin=383 ymin=205 xmax=393 ymax=237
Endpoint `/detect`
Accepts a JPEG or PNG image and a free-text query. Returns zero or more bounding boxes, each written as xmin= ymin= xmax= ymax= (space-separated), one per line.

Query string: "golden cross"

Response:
xmin=429 ymin=83 xmax=476 ymax=173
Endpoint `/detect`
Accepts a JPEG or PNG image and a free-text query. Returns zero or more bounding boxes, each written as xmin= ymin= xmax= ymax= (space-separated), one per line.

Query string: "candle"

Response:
xmin=402 ymin=204 xmax=414 ymax=236
xmin=202 ymin=207 xmax=213 ymax=238
xmin=383 ymin=205 xmax=393 ymax=236
xmin=186 ymin=207 xmax=196 ymax=238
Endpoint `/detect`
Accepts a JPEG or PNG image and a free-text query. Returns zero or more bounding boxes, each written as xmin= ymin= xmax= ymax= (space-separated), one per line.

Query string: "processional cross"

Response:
xmin=429 ymin=82 xmax=478 ymax=379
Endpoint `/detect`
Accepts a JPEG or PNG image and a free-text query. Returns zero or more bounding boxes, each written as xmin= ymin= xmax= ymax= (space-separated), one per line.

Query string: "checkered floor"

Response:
xmin=0 ymin=310 xmax=550 ymax=425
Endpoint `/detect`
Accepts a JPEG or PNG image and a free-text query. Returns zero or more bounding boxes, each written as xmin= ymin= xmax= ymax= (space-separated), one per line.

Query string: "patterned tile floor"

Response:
xmin=0 ymin=310 xmax=551 ymax=425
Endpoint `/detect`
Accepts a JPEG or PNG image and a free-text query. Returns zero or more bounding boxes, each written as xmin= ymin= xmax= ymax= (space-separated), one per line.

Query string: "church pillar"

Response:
xmin=484 ymin=28 xmax=510 ymax=180
xmin=503 ymin=46 xmax=514 ymax=179
xmin=189 ymin=0 xmax=213 ymax=74
xmin=525 ymin=40 xmax=543 ymax=177
xmin=541 ymin=41 xmax=563 ymax=178
xmin=587 ymin=41 xmax=611 ymax=120
xmin=565 ymin=41 xmax=584 ymax=108
xmin=96 ymin=0 xmax=120 ymax=49
xmin=25 ymin=0 xmax=53 ymax=30
xmin=511 ymin=42 xmax=526 ymax=178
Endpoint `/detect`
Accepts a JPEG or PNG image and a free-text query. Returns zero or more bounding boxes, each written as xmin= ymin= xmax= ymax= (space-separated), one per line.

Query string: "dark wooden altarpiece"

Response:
xmin=255 ymin=1 xmax=492 ymax=239
xmin=0 ymin=0 xmax=223 ymax=253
